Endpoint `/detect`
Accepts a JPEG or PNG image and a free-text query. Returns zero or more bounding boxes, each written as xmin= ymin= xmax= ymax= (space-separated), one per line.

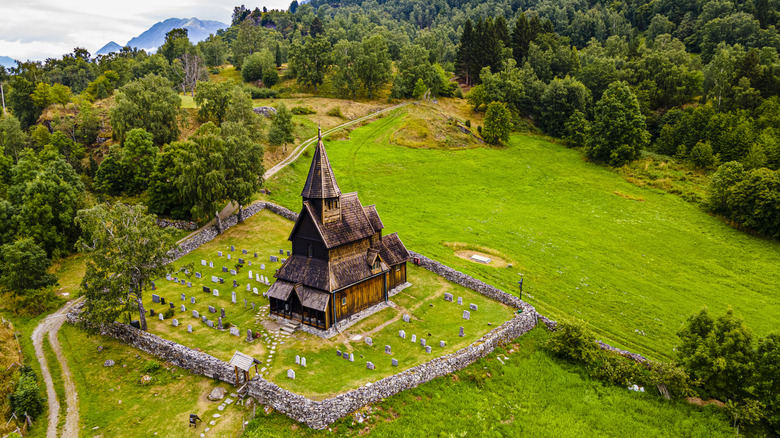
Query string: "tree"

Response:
xmin=290 ymin=36 xmax=331 ymax=91
xmin=94 ymin=146 xmax=129 ymax=196
xmin=0 ymin=113 xmax=28 ymax=162
xmin=275 ymin=43 xmax=283 ymax=68
xmin=726 ymin=168 xmax=780 ymax=237
xmin=146 ymin=141 xmax=194 ymax=219
xmin=356 ymin=35 xmax=392 ymax=98
xmin=412 ymin=78 xmax=427 ymax=99
xmin=242 ymin=52 xmax=266 ymax=82
xmin=30 ymin=82 xmax=52 ymax=108
xmin=222 ymin=123 xmax=264 ymax=222
xmin=9 ymin=367 xmax=45 ymax=419
xmin=50 ymin=83 xmax=71 ymax=106
xmin=199 ymin=34 xmax=227 ymax=68
xmin=110 ymin=74 xmax=183 ymax=145
xmin=195 ymin=80 xmax=233 ymax=125
xmin=564 ymin=110 xmax=590 ymax=148
xmin=173 ymin=51 xmax=207 ymax=96
xmin=121 ymin=128 xmax=157 ymax=194
xmin=268 ymin=103 xmax=294 ymax=145
xmin=455 ymin=19 xmax=476 ymax=85
xmin=466 ymin=84 xmax=487 ymax=112
xmin=159 ymin=28 xmax=191 ymax=64
xmin=677 ymin=307 xmax=756 ymax=401
xmin=289 ymin=0 xmax=298 ymax=14
xmin=708 ymin=161 xmax=745 ymax=214
xmin=482 ymin=101 xmax=512 ymax=145
xmin=0 ymin=237 xmax=57 ymax=297
xmin=689 ymin=141 xmax=717 ymax=168
xmin=174 ymin=123 xmax=228 ymax=221
xmin=0 ymin=200 xmax=18 ymax=246
xmin=6 ymin=76 xmax=40 ymax=129
xmin=587 ymin=82 xmax=649 ymax=166
xmin=76 ymin=202 xmax=177 ymax=332
xmin=309 ymin=17 xmax=324 ymax=37
xmin=540 ymin=77 xmax=592 ymax=137
xmin=755 ymin=332 xmax=780 ymax=431
xmin=331 ymin=40 xmax=361 ymax=99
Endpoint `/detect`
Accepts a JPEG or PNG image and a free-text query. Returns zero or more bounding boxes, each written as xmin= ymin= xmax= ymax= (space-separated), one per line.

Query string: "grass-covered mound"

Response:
xmin=265 ymin=108 xmax=780 ymax=360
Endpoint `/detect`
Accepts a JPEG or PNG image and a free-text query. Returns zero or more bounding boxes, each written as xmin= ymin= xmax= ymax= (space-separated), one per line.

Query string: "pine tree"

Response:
xmin=511 ymin=13 xmax=531 ymax=63
xmin=455 ymin=19 xmax=475 ymax=85
xmin=275 ymin=43 xmax=283 ymax=67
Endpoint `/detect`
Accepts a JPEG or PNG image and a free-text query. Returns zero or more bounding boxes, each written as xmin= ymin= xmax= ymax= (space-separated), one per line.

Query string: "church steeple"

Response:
xmin=302 ymin=127 xmax=342 ymax=223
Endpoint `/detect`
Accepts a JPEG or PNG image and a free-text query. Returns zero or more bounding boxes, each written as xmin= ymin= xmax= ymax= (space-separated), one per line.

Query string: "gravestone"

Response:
xmin=253 ymin=287 xmax=258 ymax=294
xmin=463 ymin=310 xmax=470 ymax=320
xmin=191 ymin=297 xmax=196 ymax=304
xmin=187 ymin=282 xmax=192 ymax=288
xmin=403 ymin=314 xmax=411 ymax=323
xmin=195 ymin=272 xmax=202 ymax=279
xmin=187 ymin=325 xmax=193 ymax=333
xmin=295 ymin=355 xmax=300 ymax=364
xmin=222 ymin=267 xmax=228 ymax=273
xmin=230 ymin=269 xmax=237 ymax=276
xmin=246 ymin=329 xmax=253 ymax=342
xmin=230 ymin=327 xmax=240 ymax=337
xmin=181 ymin=293 xmax=186 ymax=301
xmin=238 ymin=258 xmax=244 ymax=264
xmin=411 ymin=334 xmax=416 ymax=343
xmin=248 ymin=261 xmax=252 ymax=266
xmin=230 ymin=245 xmax=235 ymax=251
xmin=218 ymin=317 xmax=223 ymax=330
xmin=211 ymin=276 xmax=218 ymax=283
xmin=287 ymin=369 xmax=295 ymax=379
xmin=385 ymin=345 xmax=391 ymax=354
xmin=151 ymin=281 xmax=156 ymax=290
xmin=203 ymin=286 xmax=210 ymax=293
xmin=181 ymin=304 xmax=186 ymax=312
xmin=172 ymin=319 xmax=179 ymax=327
xmin=349 ymin=353 xmax=354 ymax=362
xmin=209 ymin=306 xmax=216 ymax=313
xmin=254 ymin=252 xmax=258 ymax=258
xmin=469 ymin=303 xmax=478 ymax=311
xmin=426 ymin=346 xmax=432 ymax=353
xmin=207 ymin=320 xmax=214 ymax=328
xmin=440 ymin=341 xmax=446 ymax=348
xmin=227 ymin=254 xmax=231 ymax=260
xmin=201 ymin=260 xmax=207 ymax=266
xmin=244 ymin=298 xmax=247 ymax=308
xmin=130 ymin=320 xmax=140 ymax=329
xmin=301 ymin=357 xmax=306 ymax=367
xmin=202 ymin=315 xmax=207 ymax=323
xmin=248 ymin=270 xmax=253 ymax=279
xmin=251 ymin=303 xmax=255 ymax=311
xmin=219 ymin=278 xmax=224 ymax=284
xmin=279 ymin=249 xmax=284 ymax=255
xmin=444 ymin=293 xmax=453 ymax=302
xmin=243 ymin=249 xmax=248 ymax=254
xmin=365 ymin=337 xmax=372 ymax=346
xmin=270 ymin=256 xmax=278 ymax=262
xmin=174 ymin=277 xmax=178 ymax=283
xmin=343 ymin=354 xmax=349 ymax=361
xmin=193 ymin=310 xmax=199 ymax=318
xmin=420 ymin=338 xmax=426 ymax=347
xmin=149 ymin=309 xmax=156 ymax=316
xmin=281 ymin=258 xmax=286 ymax=263
xmin=161 ymin=297 xmax=166 ymax=305
xmin=218 ymin=251 xmax=223 ymax=257
xmin=336 ymin=350 xmax=342 ymax=357
xmin=209 ymin=261 xmax=214 ymax=268
xmin=256 ymin=274 xmax=260 ymax=282
xmin=158 ymin=313 xmax=164 ymax=321
xmin=261 ymin=264 xmax=265 ymax=270
xmin=213 ymin=290 xmax=219 ymax=297
xmin=399 ymin=330 xmax=406 ymax=339
xmin=170 ymin=302 xmax=175 ymax=309
xmin=366 ymin=362 xmax=375 ymax=370
xmin=181 ymin=279 xmax=186 ymax=285
xmin=232 ymin=280 xmax=238 ymax=288
xmin=221 ymin=308 xmax=226 ymax=318
xmin=459 ymin=326 xmax=465 ymax=337
xmin=287 ymin=251 xmax=290 ymax=256
xmin=392 ymin=358 xmax=398 ymax=366
xmin=231 ymin=291 xmax=237 ymax=303
xmin=457 ymin=297 xmax=463 ymax=305
xmin=166 ymin=274 xmax=171 ymax=281
xmin=152 ymin=294 xmax=160 ymax=303
xmin=246 ymin=284 xmax=251 ymax=292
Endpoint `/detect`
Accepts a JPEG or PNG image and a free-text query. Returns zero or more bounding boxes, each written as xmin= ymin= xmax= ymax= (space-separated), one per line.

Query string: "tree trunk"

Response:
xmin=238 ymin=204 xmax=244 ymax=223
xmin=137 ymin=297 xmax=148 ymax=330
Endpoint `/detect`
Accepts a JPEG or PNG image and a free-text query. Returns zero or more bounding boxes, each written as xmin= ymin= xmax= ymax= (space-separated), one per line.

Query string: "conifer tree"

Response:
xmin=456 ymin=19 xmax=476 ymax=85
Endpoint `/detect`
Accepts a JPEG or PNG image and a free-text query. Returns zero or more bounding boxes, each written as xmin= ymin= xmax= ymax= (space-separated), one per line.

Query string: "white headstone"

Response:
xmin=230 ymin=327 xmax=240 ymax=337
xmin=349 ymin=353 xmax=354 ymax=362
xmin=287 ymin=369 xmax=295 ymax=379
xmin=227 ymin=254 xmax=231 ymax=260
xmin=172 ymin=319 xmax=179 ymax=326
xmin=246 ymin=284 xmax=251 ymax=292
xmin=209 ymin=261 xmax=214 ymax=268
xmin=201 ymin=260 xmax=207 ymax=266
xmin=463 ymin=310 xmax=470 ymax=320
xmin=213 ymin=290 xmax=219 ymax=297
xmin=249 ymin=270 xmax=253 ymax=279
xmin=158 ymin=313 xmax=164 ymax=321
xmin=469 ymin=303 xmax=478 ymax=311
xmin=301 ymin=357 xmax=306 ymax=367
xmin=218 ymin=251 xmax=222 ymax=257
xmin=256 ymin=274 xmax=260 ymax=282
xmin=187 ymin=325 xmax=193 ymax=333
xmin=411 ymin=334 xmax=416 ymax=343
xmin=399 ymin=330 xmax=406 ymax=338
xmin=231 ymin=291 xmax=237 ymax=303
xmin=253 ymin=287 xmax=258 ymax=294
xmin=261 ymin=264 xmax=265 ymax=270
xmin=295 ymin=355 xmax=300 ymax=364
xmin=457 ymin=297 xmax=463 ymax=305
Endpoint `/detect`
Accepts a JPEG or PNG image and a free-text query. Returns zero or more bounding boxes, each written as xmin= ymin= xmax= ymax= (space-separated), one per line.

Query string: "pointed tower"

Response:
xmin=301 ymin=127 xmax=342 ymax=224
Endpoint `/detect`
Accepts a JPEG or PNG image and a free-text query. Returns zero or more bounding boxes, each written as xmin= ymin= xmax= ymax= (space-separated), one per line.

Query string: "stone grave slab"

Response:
xmin=392 ymin=359 xmax=398 ymax=366
xmin=463 ymin=310 xmax=470 ymax=320
xmin=152 ymin=294 xmax=160 ymax=303
xmin=469 ymin=303 xmax=478 ymax=311
xmin=444 ymin=293 xmax=453 ymax=301
xmin=287 ymin=369 xmax=295 ymax=379
xmin=172 ymin=319 xmax=179 ymax=327
xmin=366 ymin=362 xmax=375 ymax=370
xmin=230 ymin=327 xmax=240 ymax=337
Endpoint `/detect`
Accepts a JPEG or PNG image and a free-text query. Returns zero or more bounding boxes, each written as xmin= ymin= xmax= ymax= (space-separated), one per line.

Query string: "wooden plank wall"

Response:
xmin=388 ymin=263 xmax=406 ymax=289
xmin=335 ymin=274 xmax=385 ymax=321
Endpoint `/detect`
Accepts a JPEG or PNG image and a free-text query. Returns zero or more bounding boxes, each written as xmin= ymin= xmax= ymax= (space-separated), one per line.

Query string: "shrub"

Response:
xmin=589 ymin=350 xmax=646 ymax=386
xmin=326 ymin=106 xmax=344 ymax=118
xmin=241 ymin=53 xmax=265 ymax=82
xmin=689 ymin=141 xmax=716 ymax=169
xmin=142 ymin=359 xmax=161 ymax=374
xmin=262 ymin=68 xmax=279 ymax=88
xmin=163 ymin=307 xmax=175 ymax=319
xmin=465 ymin=119 xmax=471 ymax=128
xmin=290 ymin=106 xmax=316 ymax=115
xmin=546 ymin=320 xmax=598 ymax=363
xmin=9 ymin=367 xmax=44 ymax=419
xmin=242 ymin=86 xmax=278 ymax=99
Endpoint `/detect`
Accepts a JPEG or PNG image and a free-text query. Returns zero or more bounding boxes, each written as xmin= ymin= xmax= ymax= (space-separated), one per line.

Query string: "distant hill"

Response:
xmin=0 ymin=56 xmax=16 ymax=69
xmin=125 ymin=17 xmax=227 ymax=52
xmin=96 ymin=41 xmax=122 ymax=56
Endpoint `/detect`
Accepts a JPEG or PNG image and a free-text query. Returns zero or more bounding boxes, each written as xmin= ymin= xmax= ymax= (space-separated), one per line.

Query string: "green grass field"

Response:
xmin=145 ymin=209 xmax=513 ymax=397
xmin=244 ymin=328 xmax=733 ymax=437
xmin=265 ymin=107 xmax=780 ymax=360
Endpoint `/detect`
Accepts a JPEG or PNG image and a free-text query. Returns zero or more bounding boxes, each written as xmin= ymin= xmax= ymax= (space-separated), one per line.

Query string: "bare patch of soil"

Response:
xmin=444 ymin=242 xmax=513 ymax=268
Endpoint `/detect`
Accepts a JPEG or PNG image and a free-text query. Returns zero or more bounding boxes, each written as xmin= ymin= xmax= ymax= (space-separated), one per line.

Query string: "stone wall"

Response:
xmin=156 ymin=218 xmax=198 ymax=231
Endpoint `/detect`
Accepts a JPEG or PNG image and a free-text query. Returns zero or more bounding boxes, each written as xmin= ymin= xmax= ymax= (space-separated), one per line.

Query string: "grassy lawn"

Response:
xmin=265 ymin=107 xmax=780 ymax=360
xmin=50 ymin=254 xmax=86 ymax=298
xmin=144 ymin=208 xmax=513 ymax=397
xmin=244 ymin=328 xmax=732 ymax=437
xmin=58 ymin=324 xmax=250 ymax=437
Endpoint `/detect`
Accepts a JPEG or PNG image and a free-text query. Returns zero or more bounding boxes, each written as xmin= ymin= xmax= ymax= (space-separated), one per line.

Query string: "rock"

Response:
xmin=253 ymin=106 xmax=277 ymax=118
xmin=208 ymin=386 xmax=227 ymax=401
xmin=140 ymin=375 xmax=152 ymax=385
xmin=104 ymin=359 xmax=115 ymax=367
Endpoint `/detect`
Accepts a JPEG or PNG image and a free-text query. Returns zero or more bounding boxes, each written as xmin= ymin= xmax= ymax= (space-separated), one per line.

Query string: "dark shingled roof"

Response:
xmin=301 ymin=140 xmax=341 ymax=199
xmin=267 ymin=280 xmax=295 ymax=301
xmin=329 ymin=252 xmax=386 ymax=290
xmin=380 ymin=233 xmax=411 ymax=266
xmin=363 ymin=205 xmax=384 ymax=232
xmin=296 ymin=285 xmax=330 ymax=311
xmin=301 ymin=193 xmax=375 ymax=249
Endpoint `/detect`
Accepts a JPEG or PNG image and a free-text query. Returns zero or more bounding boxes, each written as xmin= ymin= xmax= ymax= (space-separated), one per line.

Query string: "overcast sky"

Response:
xmin=0 ymin=0 xmax=290 ymax=61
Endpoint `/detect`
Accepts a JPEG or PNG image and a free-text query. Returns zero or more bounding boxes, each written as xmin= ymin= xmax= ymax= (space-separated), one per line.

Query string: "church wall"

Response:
xmin=334 ymin=274 xmax=385 ymax=321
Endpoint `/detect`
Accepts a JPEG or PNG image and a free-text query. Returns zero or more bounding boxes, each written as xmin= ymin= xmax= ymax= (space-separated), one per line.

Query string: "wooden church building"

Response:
xmin=267 ymin=130 xmax=410 ymax=331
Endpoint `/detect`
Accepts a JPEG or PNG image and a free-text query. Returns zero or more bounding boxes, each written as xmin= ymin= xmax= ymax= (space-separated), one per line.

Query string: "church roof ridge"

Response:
xmin=301 ymin=126 xmax=341 ymax=199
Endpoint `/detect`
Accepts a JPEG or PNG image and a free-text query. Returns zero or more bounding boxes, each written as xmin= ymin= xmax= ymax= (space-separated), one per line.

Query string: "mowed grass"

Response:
xmin=58 ymin=324 xmax=250 ymax=437
xmin=269 ymin=264 xmax=513 ymax=398
xmin=244 ymin=328 xmax=732 ymax=437
xmin=265 ymin=108 xmax=780 ymax=360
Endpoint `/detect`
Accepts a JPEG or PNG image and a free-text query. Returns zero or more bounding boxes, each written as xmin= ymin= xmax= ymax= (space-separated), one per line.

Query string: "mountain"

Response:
xmin=0 ymin=56 xmax=16 ymax=69
xmin=125 ymin=17 xmax=227 ymax=52
xmin=96 ymin=41 xmax=122 ymax=56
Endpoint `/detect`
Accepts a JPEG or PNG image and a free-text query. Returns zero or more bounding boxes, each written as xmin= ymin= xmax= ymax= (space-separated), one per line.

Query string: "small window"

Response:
xmin=341 ymin=297 xmax=346 ymax=306
xmin=395 ymin=266 xmax=401 ymax=272
xmin=308 ymin=243 xmax=312 ymax=258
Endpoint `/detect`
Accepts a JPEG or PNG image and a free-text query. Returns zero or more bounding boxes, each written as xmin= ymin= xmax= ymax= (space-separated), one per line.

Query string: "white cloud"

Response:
xmin=0 ymin=0 xmax=292 ymax=61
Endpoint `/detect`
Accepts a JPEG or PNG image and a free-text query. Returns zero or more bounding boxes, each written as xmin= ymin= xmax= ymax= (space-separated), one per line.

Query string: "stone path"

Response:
xmin=31 ymin=297 xmax=84 ymax=438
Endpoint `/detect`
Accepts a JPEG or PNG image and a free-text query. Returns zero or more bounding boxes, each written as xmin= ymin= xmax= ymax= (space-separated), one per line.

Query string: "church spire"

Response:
xmin=301 ymin=127 xmax=341 ymax=200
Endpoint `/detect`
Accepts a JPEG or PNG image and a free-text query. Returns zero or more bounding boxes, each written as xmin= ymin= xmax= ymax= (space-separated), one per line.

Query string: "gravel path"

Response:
xmin=31 ymin=298 xmax=83 ymax=438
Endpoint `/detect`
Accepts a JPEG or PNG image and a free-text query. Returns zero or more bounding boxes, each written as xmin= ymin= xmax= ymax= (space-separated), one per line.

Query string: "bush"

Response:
xmin=546 ymin=320 xmax=598 ymax=363
xmin=9 ymin=367 xmax=45 ymax=419
xmin=689 ymin=141 xmax=716 ymax=169
xmin=163 ymin=307 xmax=175 ymax=319
xmin=142 ymin=359 xmax=161 ymax=374
xmin=465 ymin=119 xmax=471 ymax=128
xmin=589 ymin=350 xmax=646 ymax=386
xmin=242 ymin=86 xmax=278 ymax=99
xmin=262 ymin=68 xmax=279 ymax=88
xmin=290 ymin=106 xmax=316 ymax=115
xmin=241 ymin=53 xmax=265 ymax=82
xmin=326 ymin=106 xmax=344 ymax=118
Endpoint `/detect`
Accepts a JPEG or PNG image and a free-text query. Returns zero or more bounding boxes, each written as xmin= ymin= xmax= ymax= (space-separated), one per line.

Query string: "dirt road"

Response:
xmin=32 ymin=298 xmax=83 ymax=438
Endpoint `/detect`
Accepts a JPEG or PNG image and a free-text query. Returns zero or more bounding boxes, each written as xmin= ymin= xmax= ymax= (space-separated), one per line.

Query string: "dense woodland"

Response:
xmin=0 ymin=0 xmax=779 ymax=430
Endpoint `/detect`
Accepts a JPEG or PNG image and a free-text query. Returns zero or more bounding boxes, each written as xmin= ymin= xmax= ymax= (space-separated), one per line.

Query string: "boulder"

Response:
xmin=208 ymin=386 xmax=227 ymax=401
xmin=253 ymin=106 xmax=277 ymax=118
xmin=103 ymin=359 xmax=115 ymax=367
